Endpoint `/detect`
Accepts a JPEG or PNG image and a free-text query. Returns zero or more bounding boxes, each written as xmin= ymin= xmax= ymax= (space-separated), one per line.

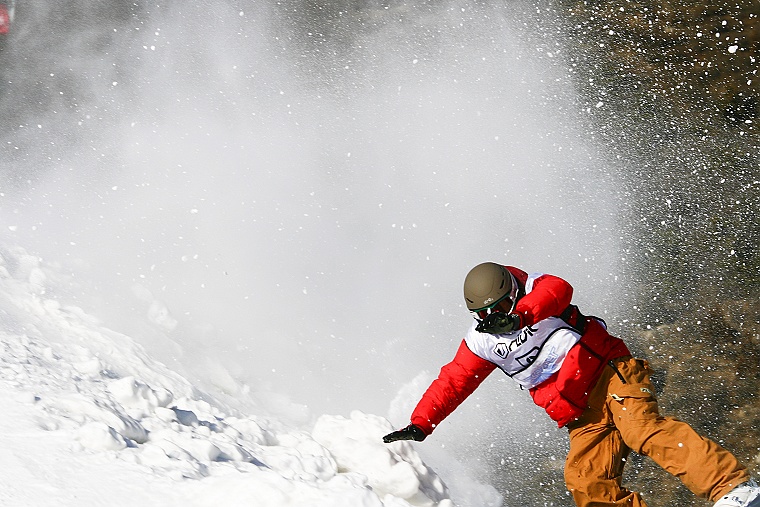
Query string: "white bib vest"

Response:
xmin=464 ymin=317 xmax=581 ymax=389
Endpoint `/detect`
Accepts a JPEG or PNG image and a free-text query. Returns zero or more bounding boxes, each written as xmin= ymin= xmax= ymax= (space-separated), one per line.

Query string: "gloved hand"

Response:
xmin=382 ymin=424 xmax=427 ymax=443
xmin=476 ymin=312 xmax=521 ymax=334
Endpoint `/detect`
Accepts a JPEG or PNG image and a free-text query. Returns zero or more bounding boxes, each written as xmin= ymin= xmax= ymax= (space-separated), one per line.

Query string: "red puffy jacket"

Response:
xmin=409 ymin=267 xmax=629 ymax=432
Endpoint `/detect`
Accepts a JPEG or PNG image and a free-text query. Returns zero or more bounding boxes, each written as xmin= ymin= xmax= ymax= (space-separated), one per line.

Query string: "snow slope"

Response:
xmin=0 ymin=3 xmax=622 ymax=506
xmin=0 ymin=245 xmax=500 ymax=506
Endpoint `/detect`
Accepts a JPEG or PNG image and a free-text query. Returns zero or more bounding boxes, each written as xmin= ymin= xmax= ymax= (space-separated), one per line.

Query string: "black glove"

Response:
xmin=476 ymin=312 xmax=521 ymax=334
xmin=383 ymin=424 xmax=427 ymax=443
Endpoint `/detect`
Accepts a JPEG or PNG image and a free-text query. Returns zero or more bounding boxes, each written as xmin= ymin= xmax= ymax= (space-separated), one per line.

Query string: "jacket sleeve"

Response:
xmin=409 ymin=340 xmax=497 ymax=435
xmin=513 ymin=273 xmax=573 ymax=326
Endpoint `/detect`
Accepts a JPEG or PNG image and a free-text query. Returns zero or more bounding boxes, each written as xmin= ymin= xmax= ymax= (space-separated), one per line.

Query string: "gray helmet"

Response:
xmin=463 ymin=262 xmax=514 ymax=311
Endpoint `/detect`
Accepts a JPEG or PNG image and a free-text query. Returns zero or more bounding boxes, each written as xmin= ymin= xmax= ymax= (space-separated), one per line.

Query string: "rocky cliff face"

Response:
xmin=556 ymin=2 xmax=759 ymax=505
xmin=562 ymin=2 xmax=758 ymax=128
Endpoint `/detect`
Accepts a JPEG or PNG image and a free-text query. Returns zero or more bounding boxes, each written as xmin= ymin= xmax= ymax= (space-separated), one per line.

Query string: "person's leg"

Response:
xmin=565 ymin=365 xmax=648 ymax=506
xmin=607 ymin=357 xmax=749 ymax=502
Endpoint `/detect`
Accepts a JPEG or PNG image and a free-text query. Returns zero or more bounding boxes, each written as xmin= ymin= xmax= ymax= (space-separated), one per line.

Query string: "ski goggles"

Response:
xmin=470 ymin=293 xmax=514 ymax=321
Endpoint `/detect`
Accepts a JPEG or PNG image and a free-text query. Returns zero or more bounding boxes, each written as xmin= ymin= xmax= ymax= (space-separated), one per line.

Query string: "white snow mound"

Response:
xmin=0 ymin=245 xmax=454 ymax=506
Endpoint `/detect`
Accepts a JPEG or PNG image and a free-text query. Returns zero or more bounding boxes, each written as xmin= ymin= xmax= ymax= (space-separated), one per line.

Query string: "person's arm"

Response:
xmin=513 ymin=274 xmax=573 ymax=326
xmin=383 ymin=340 xmax=496 ymax=442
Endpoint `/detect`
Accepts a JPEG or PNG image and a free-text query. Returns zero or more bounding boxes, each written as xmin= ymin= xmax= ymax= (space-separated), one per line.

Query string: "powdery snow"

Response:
xmin=0 ymin=245 xmax=498 ymax=507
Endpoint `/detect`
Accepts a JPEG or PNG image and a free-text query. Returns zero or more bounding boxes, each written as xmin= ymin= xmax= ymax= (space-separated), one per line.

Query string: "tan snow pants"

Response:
xmin=565 ymin=356 xmax=749 ymax=507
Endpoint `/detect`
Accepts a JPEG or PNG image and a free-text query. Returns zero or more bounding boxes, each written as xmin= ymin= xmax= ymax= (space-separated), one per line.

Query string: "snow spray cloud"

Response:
xmin=0 ymin=1 xmax=621 ymax=433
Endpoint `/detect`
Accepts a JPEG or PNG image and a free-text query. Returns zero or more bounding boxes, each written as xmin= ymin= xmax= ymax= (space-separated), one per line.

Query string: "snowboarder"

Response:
xmin=383 ymin=262 xmax=760 ymax=507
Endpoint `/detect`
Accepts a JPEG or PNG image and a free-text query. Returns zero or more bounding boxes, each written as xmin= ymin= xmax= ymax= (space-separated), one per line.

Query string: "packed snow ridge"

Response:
xmin=0 ymin=245 xmax=454 ymax=507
